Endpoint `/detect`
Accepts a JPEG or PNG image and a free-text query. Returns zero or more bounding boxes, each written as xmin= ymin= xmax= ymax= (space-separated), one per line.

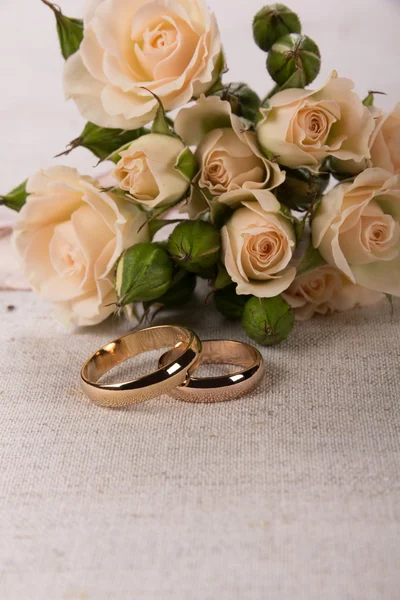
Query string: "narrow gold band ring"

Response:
xmin=81 ymin=325 xmax=202 ymax=407
xmin=158 ymin=339 xmax=264 ymax=403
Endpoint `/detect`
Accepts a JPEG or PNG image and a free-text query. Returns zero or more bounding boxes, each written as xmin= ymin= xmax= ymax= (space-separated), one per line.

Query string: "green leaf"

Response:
xmin=296 ymin=239 xmax=327 ymax=277
xmin=57 ymin=122 xmax=149 ymax=161
xmin=174 ymin=148 xmax=197 ymax=181
xmin=41 ymin=0 xmax=83 ymax=60
xmin=0 ymin=180 xmax=28 ymax=212
xmin=214 ymin=263 xmax=232 ymax=290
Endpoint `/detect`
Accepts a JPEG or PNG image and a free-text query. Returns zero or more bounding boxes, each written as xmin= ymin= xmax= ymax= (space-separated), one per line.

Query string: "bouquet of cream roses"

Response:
xmin=2 ymin=1 xmax=398 ymax=345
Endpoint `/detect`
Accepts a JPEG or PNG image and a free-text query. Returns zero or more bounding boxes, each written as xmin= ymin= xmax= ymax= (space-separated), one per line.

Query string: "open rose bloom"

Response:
xmin=13 ymin=167 xmax=148 ymax=326
xmin=313 ymin=169 xmax=400 ymax=296
xmin=221 ymin=197 xmax=296 ymax=297
xmin=113 ymin=133 xmax=191 ymax=209
xmin=3 ymin=1 xmax=399 ymax=341
xmin=64 ymin=0 xmax=223 ymax=129
xmin=257 ymin=71 xmax=375 ymax=169
xmin=175 ymin=94 xmax=284 ymax=217
xmin=283 ymin=266 xmax=383 ymax=321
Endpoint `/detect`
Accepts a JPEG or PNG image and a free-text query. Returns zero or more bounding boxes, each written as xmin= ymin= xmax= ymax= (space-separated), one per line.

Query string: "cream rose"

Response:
xmin=63 ymin=0 xmax=223 ymax=130
xmin=312 ymin=168 xmax=400 ymax=296
xmin=370 ymin=102 xmax=400 ymax=174
xmin=13 ymin=166 xmax=149 ymax=326
xmin=113 ymin=133 xmax=192 ymax=209
xmin=175 ymin=95 xmax=284 ymax=217
xmin=283 ymin=266 xmax=383 ymax=320
xmin=221 ymin=197 xmax=296 ymax=297
xmin=257 ymin=71 xmax=375 ymax=169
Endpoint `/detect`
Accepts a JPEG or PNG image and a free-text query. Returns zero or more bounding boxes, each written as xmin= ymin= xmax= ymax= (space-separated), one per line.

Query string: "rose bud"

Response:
xmin=214 ymin=82 xmax=261 ymax=123
xmin=275 ymin=167 xmax=330 ymax=211
xmin=158 ymin=269 xmax=197 ymax=307
xmin=115 ymin=242 xmax=173 ymax=305
xmin=215 ymin=284 xmax=250 ymax=320
xmin=267 ymin=33 xmax=321 ymax=87
xmin=253 ymin=4 xmax=301 ymax=52
xmin=242 ymin=295 xmax=294 ymax=346
xmin=113 ymin=134 xmax=195 ymax=210
xmin=167 ymin=220 xmax=220 ymax=275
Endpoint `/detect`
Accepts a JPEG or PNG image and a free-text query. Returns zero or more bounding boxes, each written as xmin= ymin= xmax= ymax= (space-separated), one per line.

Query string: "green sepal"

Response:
xmin=58 ymin=122 xmax=149 ymax=161
xmin=174 ymin=148 xmax=197 ymax=181
xmin=214 ymin=263 xmax=232 ymax=290
xmin=0 ymin=180 xmax=28 ymax=212
xmin=363 ymin=90 xmax=386 ymax=107
xmin=145 ymin=90 xmax=175 ymax=137
xmin=41 ymin=1 xmax=83 ymax=60
xmin=296 ymin=239 xmax=327 ymax=277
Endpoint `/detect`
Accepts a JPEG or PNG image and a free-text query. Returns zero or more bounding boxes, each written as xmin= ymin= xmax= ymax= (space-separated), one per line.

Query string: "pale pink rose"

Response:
xmin=370 ymin=102 xmax=400 ymax=174
xmin=221 ymin=197 xmax=296 ymax=297
xmin=64 ymin=0 xmax=223 ymax=130
xmin=175 ymin=95 xmax=284 ymax=217
xmin=257 ymin=71 xmax=375 ymax=169
xmin=0 ymin=224 xmax=30 ymax=291
xmin=283 ymin=265 xmax=383 ymax=320
xmin=312 ymin=168 xmax=400 ymax=296
xmin=113 ymin=133 xmax=191 ymax=209
xmin=13 ymin=166 xmax=149 ymax=326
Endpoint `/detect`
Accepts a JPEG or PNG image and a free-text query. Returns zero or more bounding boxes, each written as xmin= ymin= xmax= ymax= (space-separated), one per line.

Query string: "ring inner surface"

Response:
xmin=160 ymin=340 xmax=260 ymax=388
xmin=83 ymin=326 xmax=192 ymax=386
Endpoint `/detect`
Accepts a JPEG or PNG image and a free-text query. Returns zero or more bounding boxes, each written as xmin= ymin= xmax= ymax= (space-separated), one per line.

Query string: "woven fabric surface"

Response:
xmin=2 ymin=0 xmax=400 ymax=597
xmin=0 ymin=291 xmax=399 ymax=599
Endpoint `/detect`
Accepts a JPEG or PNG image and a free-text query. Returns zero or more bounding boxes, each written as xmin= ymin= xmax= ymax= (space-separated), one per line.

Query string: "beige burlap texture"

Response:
xmin=0 ymin=290 xmax=399 ymax=599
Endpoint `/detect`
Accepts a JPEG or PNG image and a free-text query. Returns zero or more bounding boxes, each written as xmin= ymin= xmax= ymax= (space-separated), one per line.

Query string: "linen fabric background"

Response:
xmin=1 ymin=1 xmax=400 ymax=598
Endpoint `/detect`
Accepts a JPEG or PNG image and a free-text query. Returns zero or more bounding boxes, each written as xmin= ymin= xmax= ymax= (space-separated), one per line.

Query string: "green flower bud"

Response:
xmin=267 ymin=33 xmax=321 ymax=88
xmin=253 ymin=4 xmax=301 ymax=52
xmin=167 ymin=220 xmax=220 ymax=275
xmin=242 ymin=296 xmax=294 ymax=346
xmin=215 ymin=83 xmax=261 ymax=123
xmin=115 ymin=243 xmax=173 ymax=305
xmin=275 ymin=167 xmax=330 ymax=211
xmin=215 ymin=285 xmax=250 ymax=320
xmin=158 ymin=270 xmax=197 ymax=307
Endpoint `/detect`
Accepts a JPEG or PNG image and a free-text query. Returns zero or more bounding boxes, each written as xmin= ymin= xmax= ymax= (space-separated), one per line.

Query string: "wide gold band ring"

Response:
xmin=159 ymin=339 xmax=264 ymax=403
xmin=81 ymin=325 xmax=202 ymax=407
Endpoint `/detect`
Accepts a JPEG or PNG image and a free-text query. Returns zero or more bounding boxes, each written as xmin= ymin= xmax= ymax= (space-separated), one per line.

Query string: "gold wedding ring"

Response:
xmin=159 ymin=339 xmax=264 ymax=402
xmin=81 ymin=325 xmax=201 ymax=407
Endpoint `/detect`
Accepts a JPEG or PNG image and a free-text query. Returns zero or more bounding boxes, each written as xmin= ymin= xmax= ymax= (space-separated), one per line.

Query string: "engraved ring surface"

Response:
xmin=81 ymin=325 xmax=202 ymax=407
xmin=159 ymin=339 xmax=264 ymax=403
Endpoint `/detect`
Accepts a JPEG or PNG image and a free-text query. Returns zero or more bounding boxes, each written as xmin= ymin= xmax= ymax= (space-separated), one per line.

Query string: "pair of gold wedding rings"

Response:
xmin=81 ymin=325 xmax=264 ymax=408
